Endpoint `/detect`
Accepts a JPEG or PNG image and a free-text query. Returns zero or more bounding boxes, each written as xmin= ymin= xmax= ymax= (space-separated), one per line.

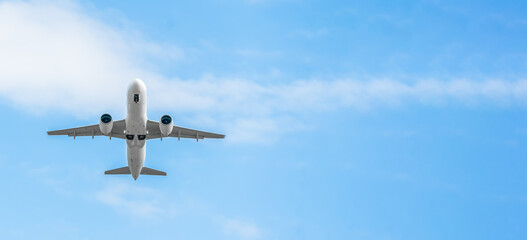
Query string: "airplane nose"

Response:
xmin=132 ymin=78 xmax=144 ymax=88
xmin=128 ymin=78 xmax=145 ymax=92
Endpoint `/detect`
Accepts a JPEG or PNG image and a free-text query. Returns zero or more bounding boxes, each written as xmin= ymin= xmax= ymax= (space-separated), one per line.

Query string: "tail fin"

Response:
xmin=104 ymin=166 xmax=166 ymax=176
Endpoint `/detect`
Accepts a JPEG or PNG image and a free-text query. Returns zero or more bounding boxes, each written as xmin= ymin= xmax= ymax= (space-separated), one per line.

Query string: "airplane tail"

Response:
xmin=105 ymin=167 xmax=166 ymax=176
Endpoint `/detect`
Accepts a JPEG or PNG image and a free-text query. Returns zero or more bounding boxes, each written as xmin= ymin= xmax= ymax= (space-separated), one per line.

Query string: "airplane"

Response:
xmin=47 ymin=79 xmax=225 ymax=180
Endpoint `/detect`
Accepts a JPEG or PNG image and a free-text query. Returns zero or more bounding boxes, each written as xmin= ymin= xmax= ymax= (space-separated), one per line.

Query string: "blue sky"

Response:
xmin=0 ymin=0 xmax=527 ymax=239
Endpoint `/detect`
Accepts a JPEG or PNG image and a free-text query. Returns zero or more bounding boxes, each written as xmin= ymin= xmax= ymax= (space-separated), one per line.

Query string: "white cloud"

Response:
xmin=0 ymin=0 xmax=173 ymax=116
xmin=1 ymin=0 xmax=527 ymax=143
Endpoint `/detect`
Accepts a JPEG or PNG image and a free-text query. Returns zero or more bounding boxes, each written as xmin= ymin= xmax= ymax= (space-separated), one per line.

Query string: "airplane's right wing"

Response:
xmin=146 ymin=120 xmax=225 ymax=140
xmin=47 ymin=120 xmax=127 ymax=139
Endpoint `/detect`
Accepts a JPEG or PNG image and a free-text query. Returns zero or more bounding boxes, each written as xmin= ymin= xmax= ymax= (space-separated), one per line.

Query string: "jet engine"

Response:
xmin=99 ymin=113 xmax=113 ymax=135
xmin=159 ymin=115 xmax=173 ymax=137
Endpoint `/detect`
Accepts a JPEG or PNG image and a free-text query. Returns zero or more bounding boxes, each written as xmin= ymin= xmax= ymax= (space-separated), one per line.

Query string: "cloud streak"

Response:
xmin=95 ymin=181 xmax=171 ymax=218
xmin=146 ymin=77 xmax=527 ymax=116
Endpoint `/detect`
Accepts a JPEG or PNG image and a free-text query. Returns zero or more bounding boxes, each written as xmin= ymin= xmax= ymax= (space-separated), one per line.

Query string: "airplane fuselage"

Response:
xmin=126 ymin=79 xmax=147 ymax=180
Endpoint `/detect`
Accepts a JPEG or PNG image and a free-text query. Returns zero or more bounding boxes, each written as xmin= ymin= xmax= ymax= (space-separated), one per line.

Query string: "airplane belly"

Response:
xmin=127 ymin=144 xmax=146 ymax=180
xmin=125 ymin=80 xmax=148 ymax=180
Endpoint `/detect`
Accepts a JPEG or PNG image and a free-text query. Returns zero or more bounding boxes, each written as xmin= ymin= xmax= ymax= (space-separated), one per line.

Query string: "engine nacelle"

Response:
xmin=99 ymin=113 xmax=113 ymax=135
xmin=159 ymin=115 xmax=173 ymax=137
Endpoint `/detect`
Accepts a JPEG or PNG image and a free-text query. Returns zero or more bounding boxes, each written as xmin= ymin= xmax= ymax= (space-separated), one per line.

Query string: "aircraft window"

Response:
xmin=126 ymin=135 xmax=134 ymax=140
xmin=134 ymin=94 xmax=139 ymax=103
xmin=138 ymin=135 xmax=146 ymax=140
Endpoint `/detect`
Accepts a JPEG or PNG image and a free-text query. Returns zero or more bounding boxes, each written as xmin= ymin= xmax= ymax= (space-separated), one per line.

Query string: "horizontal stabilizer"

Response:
xmin=105 ymin=167 xmax=131 ymax=175
xmin=140 ymin=167 xmax=167 ymax=176
xmin=104 ymin=166 xmax=166 ymax=176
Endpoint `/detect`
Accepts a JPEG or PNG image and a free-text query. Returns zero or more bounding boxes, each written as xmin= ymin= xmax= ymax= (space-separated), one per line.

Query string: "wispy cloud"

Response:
xmin=149 ymin=77 xmax=527 ymax=114
xmin=1 ymin=0 xmax=527 ymax=143
xmin=94 ymin=181 xmax=172 ymax=218
xmin=93 ymin=180 xmax=265 ymax=238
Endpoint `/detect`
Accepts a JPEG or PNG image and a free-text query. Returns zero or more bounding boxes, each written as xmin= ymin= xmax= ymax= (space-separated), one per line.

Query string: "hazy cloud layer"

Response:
xmin=1 ymin=1 xmax=526 ymax=143
xmin=94 ymin=180 xmax=263 ymax=239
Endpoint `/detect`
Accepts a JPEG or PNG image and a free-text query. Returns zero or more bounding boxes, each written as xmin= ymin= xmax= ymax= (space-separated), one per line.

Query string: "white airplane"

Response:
xmin=48 ymin=79 xmax=225 ymax=180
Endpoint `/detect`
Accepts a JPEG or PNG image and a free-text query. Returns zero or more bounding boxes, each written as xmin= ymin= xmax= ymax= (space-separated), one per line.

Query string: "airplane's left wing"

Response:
xmin=146 ymin=120 xmax=225 ymax=140
xmin=47 ymin=120 xmax=126 ymax=139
